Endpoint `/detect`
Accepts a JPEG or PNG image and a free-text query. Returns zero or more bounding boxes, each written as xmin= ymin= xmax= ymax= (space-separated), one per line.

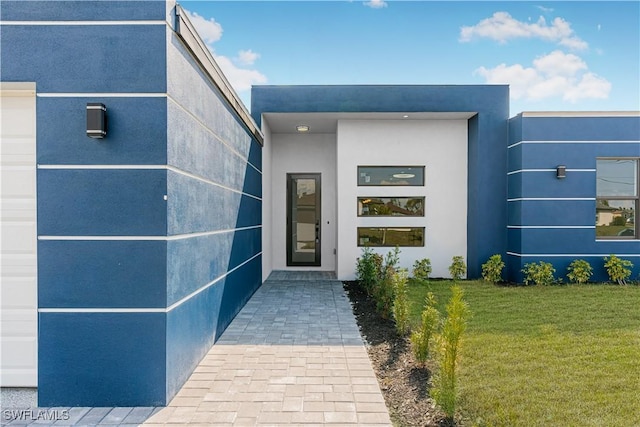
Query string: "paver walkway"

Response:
xmin=0 ymin=272 xmax=391 ymax=426
xmin=143 ymin=271 xmax=391 ymax=426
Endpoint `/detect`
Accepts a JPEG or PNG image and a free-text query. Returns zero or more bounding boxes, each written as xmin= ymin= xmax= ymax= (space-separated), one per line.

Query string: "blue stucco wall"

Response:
xmin=163 ymin=20 xmax=263 ymax=403
xmin=252 ymin=85 xmax=509 ymax=278
xmin=507 ymin=114 xmax=640 ymax=283
xmin=2 ymin=0 xmax=262 ymax=406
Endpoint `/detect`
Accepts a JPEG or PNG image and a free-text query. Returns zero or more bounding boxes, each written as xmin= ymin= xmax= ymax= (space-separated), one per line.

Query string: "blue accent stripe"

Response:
xmin=39 ymin=240 xmax=167 ymax=309
xmin=38 ymin=169 xmax=167 ymax=236
xmin=1 ymin=1 xmax=168 ymax=21
xmin=38 ymin=312 xmax=167 ymax=407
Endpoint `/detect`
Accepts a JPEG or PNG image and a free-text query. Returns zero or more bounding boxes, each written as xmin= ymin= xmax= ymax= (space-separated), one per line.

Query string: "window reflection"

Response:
xmin=596 ymin=159 xmax=637 ymax=197
xmin=595 ymin=159 xmax=638 ymax=239
xmin=596 ymin=199 xmax=636 ymax=238
xmin=358 ymin=166 xmax=425 ymax=186
xmin=357 ymin=227 xmax=425 ymax=247
xmin=358 ymin=197 xmax=424 ymax=216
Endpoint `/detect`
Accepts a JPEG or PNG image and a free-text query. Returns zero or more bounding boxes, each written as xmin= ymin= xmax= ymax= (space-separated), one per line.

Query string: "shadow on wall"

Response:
xmin=216 ymin=139 xmax=263 ymax=339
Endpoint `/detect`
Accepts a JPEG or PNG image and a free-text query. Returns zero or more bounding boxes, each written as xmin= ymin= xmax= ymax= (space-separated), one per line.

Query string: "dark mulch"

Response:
xmin=343 ymin=281 xmax=457 ymax=427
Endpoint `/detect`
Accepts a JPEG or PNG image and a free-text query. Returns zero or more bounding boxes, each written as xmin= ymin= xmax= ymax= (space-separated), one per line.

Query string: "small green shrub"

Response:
xmin=449 ymin=256 xmax=466 ymax=281
xmin=412 ymin=258 xmax=432 ymax=282
xmin=392 ymin=269 xmax=410 ymax=335
xmin=566 ymin=259 xmax=593 ymax=284
xmin=355 ymin=247 xmax=383 ymax=296
xmin=410 ymin=292 xmax=440 ymax=364
xmin=432 ymin=285 xmax=471 ymax=418
xmin=373 ymin=247 xmax=401 ymax=318
xmin=522 ymin=261 xmax=557 ymax=286
xmin=604 ymin=255 xmax=633 ymax=285
xmin=481 ymin=254 xmax=505 ymax=284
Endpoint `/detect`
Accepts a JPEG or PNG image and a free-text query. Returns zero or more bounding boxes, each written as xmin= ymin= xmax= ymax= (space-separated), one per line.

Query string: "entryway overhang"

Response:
xmin=262 ymin=111 xmax=478 ymax=134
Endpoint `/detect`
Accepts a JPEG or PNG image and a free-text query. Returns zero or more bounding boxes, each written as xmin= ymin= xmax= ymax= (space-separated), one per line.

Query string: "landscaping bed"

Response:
xmin=343 ymin=280 xmax=454 ymax=426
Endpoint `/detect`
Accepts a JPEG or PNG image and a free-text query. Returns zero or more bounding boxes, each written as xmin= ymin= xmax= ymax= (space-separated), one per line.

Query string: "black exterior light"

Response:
xmin=86 ymin=103 xmax=107 ymax=138
xmin=556 ymin=165 xmax=566 ymax=179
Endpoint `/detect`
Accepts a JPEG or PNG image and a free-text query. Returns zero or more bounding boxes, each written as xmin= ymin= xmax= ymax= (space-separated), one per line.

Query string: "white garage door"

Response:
xmin=0 ymin=83 xmax=37 ymax=387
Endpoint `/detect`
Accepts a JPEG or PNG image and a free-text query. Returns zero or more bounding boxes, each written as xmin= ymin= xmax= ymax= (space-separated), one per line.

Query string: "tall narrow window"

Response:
xmin=596 ymin=159 xmax=638 ymax=239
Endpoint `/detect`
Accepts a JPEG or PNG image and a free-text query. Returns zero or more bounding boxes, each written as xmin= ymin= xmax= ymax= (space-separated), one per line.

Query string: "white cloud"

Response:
xmin=532 ymin=50 xmax=586 ymax=76
xmin=235 ymin=49 xmax=260 ymax=66
xmin=184 ymin=10 xmax=222 ymax=44
xmin=213 ymin=55 xmax=267 ymax=92
xmin=186 ymin=9 xmax=267 ymax=94
xmin=537 ymin=6 xmax=554 ymax=13
xmin=474 ymin=50 xmax=611 ymax=103
xmin=364 ymin=0 xmax=388 ymax=9
xmin=460 ymin=11 xmax=588 ymax=50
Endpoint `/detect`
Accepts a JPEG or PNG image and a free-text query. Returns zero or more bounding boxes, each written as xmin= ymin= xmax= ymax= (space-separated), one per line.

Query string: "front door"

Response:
xmin=287 ymin=174 xmax=321 ymax=266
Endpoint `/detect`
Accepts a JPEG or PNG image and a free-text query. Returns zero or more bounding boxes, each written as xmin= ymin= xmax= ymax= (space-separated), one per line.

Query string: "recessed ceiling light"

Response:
xmin=296 ymin=125 xmax=310 ymax=132
xmin=402 ymin=115 xmax=409 ymax=118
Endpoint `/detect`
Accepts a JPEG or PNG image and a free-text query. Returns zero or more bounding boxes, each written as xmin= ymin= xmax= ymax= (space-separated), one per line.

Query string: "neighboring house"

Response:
xmin=1 ymin=0 xmax=638 ymax=408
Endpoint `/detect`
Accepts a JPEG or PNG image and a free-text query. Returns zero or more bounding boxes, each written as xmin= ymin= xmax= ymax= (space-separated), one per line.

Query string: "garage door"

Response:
xmin=0 ymin=83 xmax=37 ymax=387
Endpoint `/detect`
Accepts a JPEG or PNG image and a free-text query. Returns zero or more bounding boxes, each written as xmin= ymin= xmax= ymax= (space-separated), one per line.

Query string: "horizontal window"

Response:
xmin=596 ymin=158 xmax=638 ymax=239
xmin=357 ymin=227 xmax=425 ymax=247
xmin=596 ymin=199 xmax=636 ymax=238
xmin=358 ymin=197 xmax=424 ymax=217
xmin=596 ymin=159 xmax=637 ymax=197
xmin=358 ymin=166 xmax=424 ymax=186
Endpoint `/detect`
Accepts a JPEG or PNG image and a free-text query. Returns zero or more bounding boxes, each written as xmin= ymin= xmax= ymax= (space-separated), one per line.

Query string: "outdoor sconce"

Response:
xmin=556 ymin=165 xmax=566 ymax=179
xmin=86 ymin=103 xmax=107 ymax=138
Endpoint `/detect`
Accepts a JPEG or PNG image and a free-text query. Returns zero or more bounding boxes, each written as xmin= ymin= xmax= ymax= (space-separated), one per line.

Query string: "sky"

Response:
xmin=181 ymin=1 xmax=640 ymax=115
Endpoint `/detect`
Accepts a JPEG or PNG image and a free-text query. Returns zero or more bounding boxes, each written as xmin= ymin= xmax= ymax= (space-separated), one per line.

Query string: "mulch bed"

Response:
xmin=343 ymin=281 xmax=457 ymax=427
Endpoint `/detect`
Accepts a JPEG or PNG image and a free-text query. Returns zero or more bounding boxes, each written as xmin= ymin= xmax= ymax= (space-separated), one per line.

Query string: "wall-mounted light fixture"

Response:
xmin=296 ymin=125 xmax=309 ymax=133
xmin=556 ymin=165 xmax=566 ymax=179
xmin=87 ymin=103 xmax=107 ymax=138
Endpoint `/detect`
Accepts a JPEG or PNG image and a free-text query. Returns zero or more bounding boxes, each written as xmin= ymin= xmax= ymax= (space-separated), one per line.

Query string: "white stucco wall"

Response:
xmin=261 ymin=118 xmax=273 ymax=281
xmin=336 ymin=119 xmax=468 ymax=280
xmin=270 ymin=133 xmax=337 ymax=272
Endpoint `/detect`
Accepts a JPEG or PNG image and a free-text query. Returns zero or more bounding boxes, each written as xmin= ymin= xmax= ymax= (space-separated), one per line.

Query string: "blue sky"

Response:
xmin=182 ymin=1 xmax=640 ymax=115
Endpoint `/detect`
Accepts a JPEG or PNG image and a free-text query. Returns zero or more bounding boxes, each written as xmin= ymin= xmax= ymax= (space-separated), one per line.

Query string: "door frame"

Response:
xmin=286 ymin=173 xmax=321 ymax=266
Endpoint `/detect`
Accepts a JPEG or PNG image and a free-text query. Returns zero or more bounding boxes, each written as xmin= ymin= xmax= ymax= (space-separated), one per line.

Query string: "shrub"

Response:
xmin=432 ymin=285 xmax=471 ymax=418
xmin=522 ymin=261 xmax=557 ymax=286
xmin=481 ymin=254 xmax=505 ymax=284
xmin=392 ymin=269 xmax=410 ymax=335
xmin=566 ymin=259 xmax=593 ymax=284
xmin=373 ymin=247 xmax=401 ymax=318
xmin=412 ymin=258 xmax=432 ymax=282
xmin=604 ymin=255 xmax=633 ymax=285
xmin=411 ymin=292 xmax=440 ymax=364
xmin=355 ymin=247 xmax=383 ymax=296
xmin=449 ymin=256 xmax=466 ymax=281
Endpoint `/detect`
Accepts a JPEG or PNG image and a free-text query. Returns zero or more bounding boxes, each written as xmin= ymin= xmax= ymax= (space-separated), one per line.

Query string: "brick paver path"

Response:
xmin=144 ymin=272 xmax=391 ymax=426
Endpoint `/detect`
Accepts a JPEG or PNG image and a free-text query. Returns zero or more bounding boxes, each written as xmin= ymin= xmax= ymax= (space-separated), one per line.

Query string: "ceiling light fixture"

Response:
xmin=296 ymin=125 xmax=310 ymax=133
xmin=393 ymin=173 xmax=415 ymax=179
xmin=402 ymin=115 xmax=409 ymax=118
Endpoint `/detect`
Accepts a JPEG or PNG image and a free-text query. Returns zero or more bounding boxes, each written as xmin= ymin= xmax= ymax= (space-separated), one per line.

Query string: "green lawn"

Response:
xmin=407 ymin=281 xmax=640 ymax=427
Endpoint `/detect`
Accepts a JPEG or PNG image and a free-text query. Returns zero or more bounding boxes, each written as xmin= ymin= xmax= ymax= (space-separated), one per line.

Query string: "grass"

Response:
xmin=407 ymin=280 xmax=640 ymax=427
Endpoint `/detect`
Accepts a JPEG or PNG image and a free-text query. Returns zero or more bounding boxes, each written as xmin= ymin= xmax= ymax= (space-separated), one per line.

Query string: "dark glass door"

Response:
xmin=287 ymin=174 xmax=321 ymax=266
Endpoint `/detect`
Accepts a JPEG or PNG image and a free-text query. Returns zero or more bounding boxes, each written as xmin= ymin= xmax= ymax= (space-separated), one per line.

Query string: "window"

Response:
xmin=596 ymin=159 xmax=638 ymax=238
xmin=358 ymin=197 xmax=425 ymax=217
xmin=358 ymin=166 xmax=424 ymax=186
xmin=357 ymin=227 xmax=425 ymax=247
